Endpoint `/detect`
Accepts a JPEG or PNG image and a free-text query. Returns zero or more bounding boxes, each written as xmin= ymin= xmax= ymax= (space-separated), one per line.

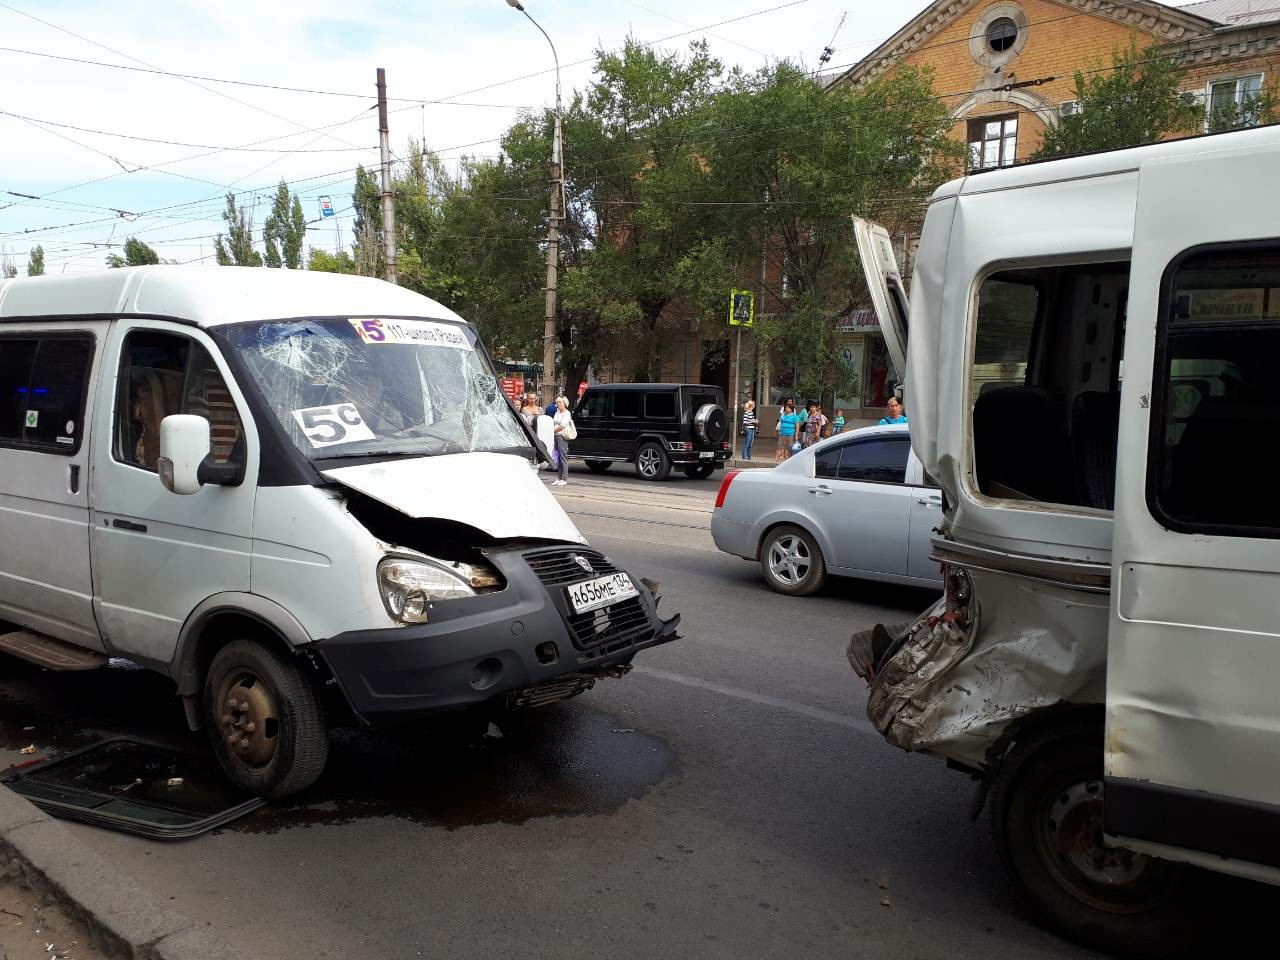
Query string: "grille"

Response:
xmin=525 ymin=548 xmax=619 ymax=587
xmin=524 ymin=548 xmax=655 ymax=653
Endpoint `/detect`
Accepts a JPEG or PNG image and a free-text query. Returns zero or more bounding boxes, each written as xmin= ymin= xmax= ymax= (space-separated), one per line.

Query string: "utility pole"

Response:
xmin=376 ymin=67 xmax=397 ymax=285
xmin=543 ymin=108 xmax=563 ymax=400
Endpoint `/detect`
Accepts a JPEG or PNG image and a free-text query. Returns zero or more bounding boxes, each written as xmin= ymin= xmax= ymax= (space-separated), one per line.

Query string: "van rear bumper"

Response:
xmin=313 ymin=546 xmax=680 ymax=727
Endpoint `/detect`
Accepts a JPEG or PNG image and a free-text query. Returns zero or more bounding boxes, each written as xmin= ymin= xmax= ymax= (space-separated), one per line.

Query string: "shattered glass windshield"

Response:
xmin=222 ymin=317 xmax=530 ymax=461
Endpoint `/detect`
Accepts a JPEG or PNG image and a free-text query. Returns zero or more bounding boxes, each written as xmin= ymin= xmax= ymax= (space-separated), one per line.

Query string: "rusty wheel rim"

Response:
xmin=216 ymin=669 xmax=280 ymax=769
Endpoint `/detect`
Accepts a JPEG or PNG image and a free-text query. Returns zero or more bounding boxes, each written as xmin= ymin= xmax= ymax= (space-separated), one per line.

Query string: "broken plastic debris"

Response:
xmin=484 ymin=722 xmax=503 ymax=740
xmin=611 ymin=728 xmax=637 ymax=734
xmin=879 ymin=896 xmax=892 ymax=907
xmin=166 ymin=777 xmax=184 ymax=788
xmin=19 ymin=744 xmax=36 ymax=755
xmin=22 ymin=726 xmax=34 ymax=731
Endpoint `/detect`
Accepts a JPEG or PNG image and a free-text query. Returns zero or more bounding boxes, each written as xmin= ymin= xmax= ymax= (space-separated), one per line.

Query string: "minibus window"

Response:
xmin=114 ymin=332 xmax=243 ymax=473
xmin=970 ymin=261 xmax=1129 ymax=510
xmin=0 ymin=336 xmax=92 ymax=455
xmin=1151 ymin=243 xmax=1280 ymax=535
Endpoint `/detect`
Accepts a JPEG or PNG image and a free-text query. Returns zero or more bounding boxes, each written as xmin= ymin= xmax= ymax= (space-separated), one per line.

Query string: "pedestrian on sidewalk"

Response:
xmin=879 ymin=397 xmax=908 ymax=425
xmin=776 ymin=401 xmax=800 ymax=461
xmin=741 ymin=400 xmax=758 ymax=460
xmin=552 ymin=395 xmax=574 ymax=485
xmin=520 ymin=392 xmax=541 ymax=427
xmin=832 ymin=409 xmax=846 ymax=435
xmin=801 ymin=402 xmax=828 ymax=449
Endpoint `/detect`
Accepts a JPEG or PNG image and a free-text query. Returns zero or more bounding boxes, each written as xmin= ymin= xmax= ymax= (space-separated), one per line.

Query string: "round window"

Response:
xmin=986 ymin=17 xmax=1019 ymax=53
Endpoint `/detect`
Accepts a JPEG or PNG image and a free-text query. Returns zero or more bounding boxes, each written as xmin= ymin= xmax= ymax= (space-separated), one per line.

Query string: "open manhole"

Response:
xmin=2 ymin=737 xmax=263 ymax=840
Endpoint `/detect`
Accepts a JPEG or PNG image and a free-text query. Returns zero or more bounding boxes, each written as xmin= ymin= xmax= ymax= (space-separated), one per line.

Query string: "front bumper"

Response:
xmin=315 ymin=545 xmax=680 ymax=727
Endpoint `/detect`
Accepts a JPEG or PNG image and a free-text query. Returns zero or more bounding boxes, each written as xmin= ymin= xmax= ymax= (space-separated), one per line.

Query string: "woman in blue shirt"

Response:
xmin=775 ymin=401 xmax=801 ymax=461
xmin=878 ymin=397 xmax=908 ymax=425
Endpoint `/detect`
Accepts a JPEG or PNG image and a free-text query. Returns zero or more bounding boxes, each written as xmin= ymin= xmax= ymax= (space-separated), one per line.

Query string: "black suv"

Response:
xmin=571 ymin=383 xmax=731 ymax=480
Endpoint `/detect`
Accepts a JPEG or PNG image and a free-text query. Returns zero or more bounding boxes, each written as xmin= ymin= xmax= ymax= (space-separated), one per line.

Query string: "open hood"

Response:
xmin=323 ymin=452 xmax=586 ymax=545
xmin=852 ymin=216 xmax=909 ymax=379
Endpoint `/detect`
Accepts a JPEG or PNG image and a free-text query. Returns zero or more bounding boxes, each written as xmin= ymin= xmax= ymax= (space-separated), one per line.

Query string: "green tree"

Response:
xmin=263 ymin=180 xmax=307 ymax=269
xmin=704 ymin=63 xmax=962 ymax=403
xmin=26 ymin=245 xmax=45 ymax=277
xmin=1034 ymin=43 xmax=1202 ymax=160
xmin=0 ymin=245 xmax=16 ymax=279
xmin=214 ymin=193 xmax=263 ymax=266
xmin=106 ymin=237 xmax=160 ymax=268
xmin=349 ymin=165 xmax=383 ymax=277
xmin=306 ymin=248 xmax=357 ymax=273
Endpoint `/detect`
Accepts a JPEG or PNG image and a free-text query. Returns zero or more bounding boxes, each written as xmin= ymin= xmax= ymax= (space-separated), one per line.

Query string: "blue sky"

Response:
xmin=0 ymin=0 xmax=940 ymax=273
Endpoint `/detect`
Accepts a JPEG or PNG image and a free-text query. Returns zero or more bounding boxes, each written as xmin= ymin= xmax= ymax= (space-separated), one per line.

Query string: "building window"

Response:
xmin=968 ymin=115 xmax=1018 ymax=170
xmin=987 ymin=17 xmax=1019 ymax=53
xmin=1207 ymin=75 xmax=1265 ymax=132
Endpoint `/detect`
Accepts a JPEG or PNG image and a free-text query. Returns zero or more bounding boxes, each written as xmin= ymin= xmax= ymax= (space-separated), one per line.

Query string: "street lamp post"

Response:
xmin=506 ymin=0 xmax=563 ymax=403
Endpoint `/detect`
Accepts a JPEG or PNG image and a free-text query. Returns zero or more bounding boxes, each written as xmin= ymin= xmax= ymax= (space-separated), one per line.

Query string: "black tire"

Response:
xmin=682 ymin=463 xmax=715 ymax=479
xmin=585 ymin=460 xmax=612 ymax=473
xmin=204 ymin=639 xmax=328 ymax=800
xmin=635 ymin=441 xmax=671 ymax=481
xmin=759 ymin=525 xmax=826 ymax=596
xmin=990 ymin=718 xmax=1208 ymax=959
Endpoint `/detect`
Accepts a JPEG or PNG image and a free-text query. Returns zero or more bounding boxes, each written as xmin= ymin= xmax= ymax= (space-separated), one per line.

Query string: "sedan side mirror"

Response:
xmin=158 ymin=415 xmax=209 ymax=495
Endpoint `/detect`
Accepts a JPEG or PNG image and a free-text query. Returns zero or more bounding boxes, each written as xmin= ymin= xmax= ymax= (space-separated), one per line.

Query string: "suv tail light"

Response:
xmin=714 ymin=470 xmax=741 ymax=509
xmin=669 ymin=441 xmax=692 ymax=451
xmin=721 ymin=441 xmax=731 ymax=450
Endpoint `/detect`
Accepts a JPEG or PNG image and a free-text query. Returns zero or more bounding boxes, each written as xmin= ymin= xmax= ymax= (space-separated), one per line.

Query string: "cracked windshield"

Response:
xmin=223 ymin=317 xmax=529 ymax=460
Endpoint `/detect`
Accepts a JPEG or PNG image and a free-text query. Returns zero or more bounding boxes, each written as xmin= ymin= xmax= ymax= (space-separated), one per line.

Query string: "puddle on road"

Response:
xmin=241 ymin=705 xmax=675 ymax=833
xmin=0 ymin=657 xmax=674 ymax=834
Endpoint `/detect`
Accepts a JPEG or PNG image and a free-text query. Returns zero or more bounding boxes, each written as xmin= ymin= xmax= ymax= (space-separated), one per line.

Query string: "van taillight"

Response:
xmin=714 ymin=470 xmax=741 ymax=509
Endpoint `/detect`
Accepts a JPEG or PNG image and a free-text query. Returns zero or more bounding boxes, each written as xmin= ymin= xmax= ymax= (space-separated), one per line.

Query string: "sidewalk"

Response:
xmin=726 ymin=434 xmax=784 ymax=470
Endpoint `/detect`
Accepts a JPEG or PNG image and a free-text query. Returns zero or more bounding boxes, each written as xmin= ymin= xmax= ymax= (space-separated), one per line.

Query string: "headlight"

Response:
xmin=377 ymin=558 xmax=475 ymax=623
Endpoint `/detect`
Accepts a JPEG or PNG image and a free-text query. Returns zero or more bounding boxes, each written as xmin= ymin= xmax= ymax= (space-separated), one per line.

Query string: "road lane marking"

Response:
xmin=566 ymin=510 xmax=709 ymax=531
xmin=633 ymin=666 xmax=880 ymax=737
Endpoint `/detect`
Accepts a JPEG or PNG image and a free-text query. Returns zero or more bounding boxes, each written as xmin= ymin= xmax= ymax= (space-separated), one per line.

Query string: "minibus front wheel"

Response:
xmin=204 ymin=639 xmax=329 ymax=799
xmin=990 ymin=717 xmax=1207 ymax=959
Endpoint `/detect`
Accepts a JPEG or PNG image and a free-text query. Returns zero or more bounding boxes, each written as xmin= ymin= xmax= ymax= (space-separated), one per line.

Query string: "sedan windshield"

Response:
xmin=222 ymin=317 xmax=529 ymax=461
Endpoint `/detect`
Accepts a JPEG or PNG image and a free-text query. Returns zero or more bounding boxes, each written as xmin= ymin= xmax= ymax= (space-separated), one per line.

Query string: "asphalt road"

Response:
xmin=0 ymin=463 xmax=1102 ymax=959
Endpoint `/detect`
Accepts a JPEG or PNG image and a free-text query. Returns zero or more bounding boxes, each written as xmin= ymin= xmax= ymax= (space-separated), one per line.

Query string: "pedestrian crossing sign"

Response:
xmin=729 ymin=290 xmax=754 ymax=327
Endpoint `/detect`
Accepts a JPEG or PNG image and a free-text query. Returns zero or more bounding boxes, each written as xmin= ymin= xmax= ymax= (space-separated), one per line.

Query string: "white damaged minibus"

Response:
xmin=850 ymin=124 xmax=1280 ymax=957
xmin=0 ymin=267 xmax=679 ymax=798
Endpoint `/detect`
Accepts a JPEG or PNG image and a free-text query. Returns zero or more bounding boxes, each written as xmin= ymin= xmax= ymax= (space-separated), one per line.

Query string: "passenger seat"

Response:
xmin=973 ymin=385 xmax=1077 ymax=504
xmin=1070 ymin=391 xmax=1121 ymax=510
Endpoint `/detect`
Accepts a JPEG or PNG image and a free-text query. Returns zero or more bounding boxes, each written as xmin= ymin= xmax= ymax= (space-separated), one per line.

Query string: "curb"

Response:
xmin=0 ymin=785 xmax=237 ymax=960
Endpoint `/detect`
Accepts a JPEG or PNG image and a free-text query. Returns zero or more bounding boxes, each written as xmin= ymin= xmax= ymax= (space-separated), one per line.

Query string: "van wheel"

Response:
xmin=760 ymin=525 xmax=825 ymax=596
xmin=682 ymin=463 xmax=715 ymax=479
xmin=990 ymin=718 xmax=1207 ymax=959
xmin=204 ymin=640 xmax=328 ymax=800
xmin=585 ymin=460 xmax=612 ymax=473
xmin=635 ymin=442 xmax=671 ymax=481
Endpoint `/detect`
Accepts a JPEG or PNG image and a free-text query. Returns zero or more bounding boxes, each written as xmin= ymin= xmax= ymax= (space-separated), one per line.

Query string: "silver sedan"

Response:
xmin=710 ymin=424 xmax=944 ymax=595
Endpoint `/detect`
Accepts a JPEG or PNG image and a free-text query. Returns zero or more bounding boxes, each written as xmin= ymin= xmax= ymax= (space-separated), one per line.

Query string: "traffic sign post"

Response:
xmin=728 ymin=290 xmax=755 ymax=460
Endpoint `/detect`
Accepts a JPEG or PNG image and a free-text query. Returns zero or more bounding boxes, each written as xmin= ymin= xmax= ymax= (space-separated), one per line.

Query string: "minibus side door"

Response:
xmin=1106 ymin=140 xmax=1280 ymax=881
xmin=89 ymin=320 xmax=258 ymax=668
xmin=0 ymin=323 xmax=108 ymax=651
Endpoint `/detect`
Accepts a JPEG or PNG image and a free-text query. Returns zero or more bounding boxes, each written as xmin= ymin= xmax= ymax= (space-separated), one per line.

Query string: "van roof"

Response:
xmin=0 ymin=266 xmax=465 ymax=329
xmin=931 ymin=124 xmax=1280 ymax=203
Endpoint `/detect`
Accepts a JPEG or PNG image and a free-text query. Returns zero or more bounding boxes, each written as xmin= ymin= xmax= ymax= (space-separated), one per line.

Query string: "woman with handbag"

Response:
xmin=552 ymin=395 xmax=575 ymax=486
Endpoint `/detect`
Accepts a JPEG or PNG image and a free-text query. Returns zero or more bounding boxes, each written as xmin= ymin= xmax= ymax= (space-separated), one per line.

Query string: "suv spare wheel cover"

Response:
xmin=695 ymin=403 xmax=729 ymax=444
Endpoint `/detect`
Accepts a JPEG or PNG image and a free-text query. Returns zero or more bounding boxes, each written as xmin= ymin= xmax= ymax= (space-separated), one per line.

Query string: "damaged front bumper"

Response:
xmin=317 ymin=544 xmax=680 ymax=727
xmin=848 ymin=564 xmax=1107 ymax=771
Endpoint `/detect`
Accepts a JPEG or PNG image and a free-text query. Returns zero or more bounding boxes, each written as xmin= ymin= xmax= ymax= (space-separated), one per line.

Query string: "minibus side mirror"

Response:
xmin=158 ymin=415 xmax=211 ymax=495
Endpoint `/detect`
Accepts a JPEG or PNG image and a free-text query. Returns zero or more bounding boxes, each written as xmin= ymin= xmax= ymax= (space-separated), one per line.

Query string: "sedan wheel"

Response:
xmin=760 ymin=526 xmax=825 ymax=596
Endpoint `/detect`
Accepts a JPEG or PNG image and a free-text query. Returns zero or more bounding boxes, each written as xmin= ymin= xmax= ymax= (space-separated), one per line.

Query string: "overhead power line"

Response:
xmin=0 ymin=45 xmax=536 ymax=109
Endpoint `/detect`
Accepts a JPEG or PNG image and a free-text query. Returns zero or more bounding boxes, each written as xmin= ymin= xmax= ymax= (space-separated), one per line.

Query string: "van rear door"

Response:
xmin=852 ymin=217 xmax=908 ymax=379
xmin=1106 ymin=139 xmax=1280 ymax=881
